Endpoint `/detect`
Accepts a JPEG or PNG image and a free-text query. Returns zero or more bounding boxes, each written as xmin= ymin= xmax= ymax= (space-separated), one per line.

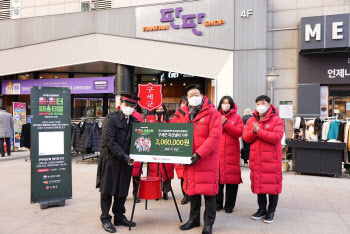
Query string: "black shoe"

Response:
xmin=181 ymin=195 xmax=189 ymax=205
xmin=252 ymin=209 xmax=267 ymax=220
xmin=264 ymin=212 xmax=275 ymax=224
xmin=135 ymin=197 xmax=141 ymax=203
xmin=225 ymin=208 xmax=233 ymax=213
xmin=1 ymin=155 xmax=4 ymax=157
xmin=216 ymin=203 xmax=223 ymax=211
xmin=179 ymin=220 xmax=200 ymax=231
xmin=102 ymin=222 xmax=116 ymax=233
xmin=163 ymin=193 xmax=169 ymax=200
xmin=114 ymin=218 xmax=136 ymax=227
xmin=202 ymin=225 xmax=213 ymax=234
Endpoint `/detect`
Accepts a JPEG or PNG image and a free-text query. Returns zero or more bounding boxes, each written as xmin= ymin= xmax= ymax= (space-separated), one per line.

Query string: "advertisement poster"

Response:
xmin=30 ymin=87 xmax=72 ymax=204
xmin=130 ymin=122 xmax=193 ymax=164
xmin=279 ymin=101 xmax=293 ymax=119
xmin=12 ymin=102 xmax=26 ymax=147
xmin=320 ymin=86 xmax=329 ymax=118
xmin=2 ymin=77 xmax=114 ymax=95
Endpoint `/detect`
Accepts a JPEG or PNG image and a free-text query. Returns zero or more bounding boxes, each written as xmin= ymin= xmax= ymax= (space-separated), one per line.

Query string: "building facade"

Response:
xmin=1 ymin=0 xmax=350 ymax=119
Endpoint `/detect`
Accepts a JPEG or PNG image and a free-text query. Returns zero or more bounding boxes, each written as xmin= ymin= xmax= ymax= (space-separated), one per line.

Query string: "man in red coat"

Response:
xmin=172 ymin=85 xmax=222 ymax=234
xmin=242 ymin=95 xmax=284 ymax=224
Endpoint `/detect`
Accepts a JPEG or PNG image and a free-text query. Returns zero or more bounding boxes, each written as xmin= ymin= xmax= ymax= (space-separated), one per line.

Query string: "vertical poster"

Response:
xmin=30 ymin=87 xmax=72 ymax=204
xmin=320 ymin=86 xmax=329 ymax=118
xmin=13 ymin=102 xmax=26 ymax=147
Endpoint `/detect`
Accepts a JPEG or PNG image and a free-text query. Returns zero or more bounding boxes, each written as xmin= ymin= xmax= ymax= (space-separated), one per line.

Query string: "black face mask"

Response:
xmin=156 ymin=111 xmax=164 ymax=115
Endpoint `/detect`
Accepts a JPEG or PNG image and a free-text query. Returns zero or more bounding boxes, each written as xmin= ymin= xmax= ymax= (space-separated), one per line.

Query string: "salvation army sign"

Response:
xmin=137 ymin=83 xmax=163 ymax=111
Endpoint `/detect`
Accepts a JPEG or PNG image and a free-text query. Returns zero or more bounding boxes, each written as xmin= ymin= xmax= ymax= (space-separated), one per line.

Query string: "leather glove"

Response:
xmin=190 ymin=153 xmax=200 ymax=166
xmin=122 ymin=154 xmax=130 ymax=162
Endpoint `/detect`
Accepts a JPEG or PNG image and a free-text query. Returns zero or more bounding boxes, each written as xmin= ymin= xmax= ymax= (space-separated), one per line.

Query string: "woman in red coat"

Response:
xmin=242 ymin=95 xmax=284 ymax=224
xmin=172 ymin=85 xmax=222 ymax=234
xmin=148 ymin=104 xmax=175 ymax=200
xmin=174 ymin=96 xmax=190 ymax=205
xmin=216 ymin=96 xmax=243 ymax=213
xmin=117 ymin=105 xmax=143 ymax=203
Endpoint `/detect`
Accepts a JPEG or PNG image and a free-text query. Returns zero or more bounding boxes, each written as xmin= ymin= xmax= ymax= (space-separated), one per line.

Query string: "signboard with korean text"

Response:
xmin=299 ymin=53 xmax=350 ymax=84
xmin=2 ymin=77 xmax=114 ymax=95
xmin=279 ymin=101 xmax=293 ymax=119
xmin=12 ymin=102 xmax=26 ymax=147
xmin=135 ymin=0 xmax=234 ymax=50
xmin=130 ymin=123 xmax=193 ymax=164
xmin=138 ymin=83 xmax=163 ymax=111
xmin=30 ymin=87 xmax=72 ymax=204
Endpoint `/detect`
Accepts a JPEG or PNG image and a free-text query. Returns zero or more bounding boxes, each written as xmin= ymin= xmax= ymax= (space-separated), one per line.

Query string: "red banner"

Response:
xmin=137 ymin=83 xmax=163 ymax=111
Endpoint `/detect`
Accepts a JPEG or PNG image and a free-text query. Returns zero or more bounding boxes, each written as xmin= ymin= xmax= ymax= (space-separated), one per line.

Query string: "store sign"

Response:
xmin=300 ymin=14 xmax=350 ymax=52
xmin=2 ymin=77 xmax=114 ymax=95
xmin=142 ymin=7 xmax=224 ymax=36
xmin=320 ymin=86 xmax=329 ymax=118
xmin=160 ymin=72 xmax=195 ymax=82
xmin=299 ymin=53 xmax=350 ymax=84
xmin=279 ymin=101 xmax=293 ymax=119
xmin=30 ymin=87 xmax=72 ymax=204
xmin=130 ymin=122 xmax=193 ymax=164
xmin=137 ymin=83 xmax=163 ymax=111
xmin=12 ymin=102 xmax=26 ymax=147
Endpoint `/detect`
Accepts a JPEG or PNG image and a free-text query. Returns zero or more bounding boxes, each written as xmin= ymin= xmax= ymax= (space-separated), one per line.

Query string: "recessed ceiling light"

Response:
xmin=26 ymin=74 xmax=29 ymax=77
xmin=39 ymin=77 xmax=43 ymax=79
xmin=170 ymin=83 xmax=173 ymax=86
xmin=183 ymin=83 xmax=186 ymax=86
xmin=153 ymin=78 xmax=156 ymax=81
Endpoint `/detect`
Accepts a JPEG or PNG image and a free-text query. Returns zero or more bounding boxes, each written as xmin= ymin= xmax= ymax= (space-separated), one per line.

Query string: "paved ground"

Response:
xmin=1 ymin=152 xmax=350 ymax=234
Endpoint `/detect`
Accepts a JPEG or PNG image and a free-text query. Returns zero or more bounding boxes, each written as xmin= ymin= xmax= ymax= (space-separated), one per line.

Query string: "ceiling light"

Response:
xmin=26 ymin=74 xmax=29 ymax=77
xmin=183 ymin=83 xmax=186 ymax=86
xmin=170 ymin=83 xmax=173 ymax=86
xmin=54 ymin=76 xmax=58 ymax=79
xmin=39 ymin=77 xmax=43 ymax=79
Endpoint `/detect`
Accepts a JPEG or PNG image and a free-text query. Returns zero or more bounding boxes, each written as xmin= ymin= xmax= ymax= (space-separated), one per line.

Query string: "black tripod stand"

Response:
xmin=129 ymin=162 xmax=183 ymax=231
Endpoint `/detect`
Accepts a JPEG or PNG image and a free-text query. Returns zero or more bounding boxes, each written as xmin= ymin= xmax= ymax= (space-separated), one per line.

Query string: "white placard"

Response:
xmin=279 ymin=101 xmax=293 ymax=119
xmin=39 ymin=131 xmax=64 ymax=155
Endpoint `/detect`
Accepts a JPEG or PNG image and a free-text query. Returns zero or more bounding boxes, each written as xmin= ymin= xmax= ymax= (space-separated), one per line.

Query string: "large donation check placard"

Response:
xmin=130 ymin=122 xmax=193 ymax=164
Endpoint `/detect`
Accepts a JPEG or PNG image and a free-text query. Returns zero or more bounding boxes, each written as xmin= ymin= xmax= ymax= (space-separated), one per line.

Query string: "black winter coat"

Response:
xmin=86 ymin=123 xmax=102 ymax=152
xmin=73 ymin=122 xmax=93 ymax=153
xmin=96 ymin=110 xmax=137 ymax=197
xmin=241 ymin=114 xmax=252 ymax=161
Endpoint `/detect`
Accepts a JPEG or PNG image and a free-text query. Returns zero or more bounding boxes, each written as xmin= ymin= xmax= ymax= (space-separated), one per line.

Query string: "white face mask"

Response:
xmin=188 ymin=96 xmax=202 ymax=107
xmin=221 ymin=104 xmax=230 ymax=112
xmin=122 ymin=106 xmax=134 ymax=116
xmin=257 ymin=105 xmax=268 ymax=114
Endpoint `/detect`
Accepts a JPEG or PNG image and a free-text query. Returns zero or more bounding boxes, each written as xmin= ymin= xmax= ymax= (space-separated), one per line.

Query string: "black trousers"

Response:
xmin=190 ymin=195 xmax=216 ymax=226
xmin=100 ymin=193 xmax=127 ymax=223
xmin=132 ymin=176 xmax=140 ymax=197
xmin=216 ymin=184 xmax=239 ymax=210
xmin=0 ymin=138 xmax=11 ymax=156
xmin=257 ymin=194 xmax=279 ymax=213
xmin=180 ymin=178 xmax=186 ymax=196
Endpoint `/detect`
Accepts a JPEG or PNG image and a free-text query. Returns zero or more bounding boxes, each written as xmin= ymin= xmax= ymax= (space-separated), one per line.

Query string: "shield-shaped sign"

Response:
xmin=138 ymin=83 xmax=163 ymax=111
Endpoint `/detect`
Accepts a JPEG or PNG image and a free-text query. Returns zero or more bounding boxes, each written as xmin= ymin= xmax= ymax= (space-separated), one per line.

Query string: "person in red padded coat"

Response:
xmin=117 ymin=105 xmax=143 ymax=204
xmin=242 ymin=95 xmax=284 ymax=224
xmin=174 ymin=96 xmax=190 ymax=205
xmin=148 ymin=104 xmax=175 ymax=200
xmin=172 ymin=84 xmax=222 ymax=234
xmin=216 ymin=96 xmax=243 ymax=214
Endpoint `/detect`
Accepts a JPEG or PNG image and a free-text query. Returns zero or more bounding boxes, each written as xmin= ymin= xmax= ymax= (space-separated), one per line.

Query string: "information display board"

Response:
xmin=130 ymin=122 xmax=193 ymax=164
xmin=30 ymin=87 xmax=72 ymax=204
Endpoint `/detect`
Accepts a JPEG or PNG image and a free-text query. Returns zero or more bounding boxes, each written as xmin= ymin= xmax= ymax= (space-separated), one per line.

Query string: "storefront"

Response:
xmin=288 ymin=13 xmax=350 ymax=177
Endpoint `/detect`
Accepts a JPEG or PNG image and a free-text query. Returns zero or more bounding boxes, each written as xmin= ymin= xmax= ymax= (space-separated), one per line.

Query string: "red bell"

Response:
xmin=138 ymin=177 xmax=162 ymax=200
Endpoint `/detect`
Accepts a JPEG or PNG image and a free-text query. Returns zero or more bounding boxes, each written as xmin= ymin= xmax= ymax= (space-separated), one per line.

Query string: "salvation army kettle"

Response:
xmin=138 ymin=177 xmax=162 ymax=200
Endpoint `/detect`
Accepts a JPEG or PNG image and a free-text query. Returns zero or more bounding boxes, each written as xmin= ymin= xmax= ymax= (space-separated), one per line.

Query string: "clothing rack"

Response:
xmin=71 ymin=117 xmax=105 ymax=163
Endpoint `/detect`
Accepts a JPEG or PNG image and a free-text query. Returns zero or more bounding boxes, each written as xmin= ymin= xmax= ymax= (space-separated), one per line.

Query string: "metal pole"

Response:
xmin=270 ymin=82 xmax=274 ymax=105
xmin=129 ymin=162 xmax=144 ymax=231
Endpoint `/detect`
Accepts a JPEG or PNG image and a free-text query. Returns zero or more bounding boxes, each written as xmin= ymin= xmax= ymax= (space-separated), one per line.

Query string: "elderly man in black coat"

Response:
xmin=96 ymin=93 xmax=141 ymax=233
